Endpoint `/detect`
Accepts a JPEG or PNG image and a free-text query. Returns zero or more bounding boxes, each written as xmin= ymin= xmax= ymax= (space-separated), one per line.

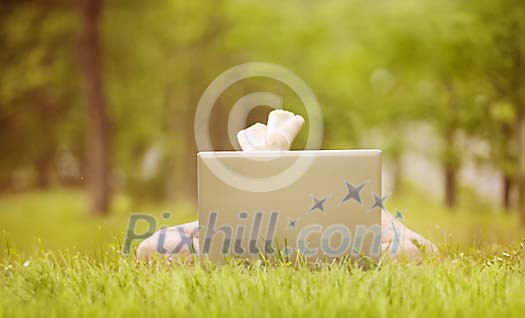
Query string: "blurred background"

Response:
xmin=1 ymin=0 xmax=524 ymax=255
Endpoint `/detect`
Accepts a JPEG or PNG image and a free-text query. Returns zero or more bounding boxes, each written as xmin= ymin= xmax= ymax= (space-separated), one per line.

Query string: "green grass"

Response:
xmin=1 ymin=246 xmax=524 ymax=317
xmin=0 ymin=189 xmax=195 ymax=254
xmin=1 ymin=187 xmax=525 ymax=317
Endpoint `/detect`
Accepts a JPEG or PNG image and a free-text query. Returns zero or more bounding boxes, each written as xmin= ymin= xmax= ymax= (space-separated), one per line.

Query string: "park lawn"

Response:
xmin=0 ymin=246 xmax=524 ymax=318
xmin=0 ymin=188 xmax=524 ymax=317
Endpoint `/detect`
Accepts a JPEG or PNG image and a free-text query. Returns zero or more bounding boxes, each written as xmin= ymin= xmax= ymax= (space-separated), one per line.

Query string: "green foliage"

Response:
xmin=1 ymin=0 xmax=525 ymax=208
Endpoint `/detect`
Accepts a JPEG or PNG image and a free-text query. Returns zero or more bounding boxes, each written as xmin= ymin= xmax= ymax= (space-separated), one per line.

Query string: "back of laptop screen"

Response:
xmin=198 ymin=150 xmax=382 ymax=263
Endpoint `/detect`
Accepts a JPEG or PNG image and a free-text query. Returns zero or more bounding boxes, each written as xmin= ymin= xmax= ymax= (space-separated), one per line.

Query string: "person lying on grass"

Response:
xmin=137 ymin=110 xmax=438 ymax=260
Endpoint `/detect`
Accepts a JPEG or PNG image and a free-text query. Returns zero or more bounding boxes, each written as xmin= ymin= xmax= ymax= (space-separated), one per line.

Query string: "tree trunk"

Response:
xmin=511 ymin=23 xmax=525 ymax=226
xmin=444 ymin=81 xmax=459 ymax=209
xmin=502 ymin=174 xmax=512 ymax=212
xmin=518 ymin=112 xmax=525 ymax=226
xmin=183 ymin=86 xmax=198 ymax=203
xmin=391 ymin=148 xmax=403 ymax=194
xmin=444 ymin=163 xmax=457 ymax=208
xmin=78 ymin=0 xmax=112 ymax=216
xmin=35 ymin=157 xmax=52 ymax=189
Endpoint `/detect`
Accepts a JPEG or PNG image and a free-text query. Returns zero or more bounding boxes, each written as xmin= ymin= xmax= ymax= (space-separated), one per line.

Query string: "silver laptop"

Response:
xmin=198 ymin=150 xmax=382 ymax=263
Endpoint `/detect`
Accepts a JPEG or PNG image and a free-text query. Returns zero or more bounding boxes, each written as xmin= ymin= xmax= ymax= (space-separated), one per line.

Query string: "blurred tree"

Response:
xmin=78 ymin=0 xmax=112 ymax=215
xmin=2 ymin=0 xmax=525 ymax=224
xmin=0 ymin=0 xmax=81 ymax=190
xmin=482 ymin=100 xmax=517 ymax=211
xmin=470 ymin=0 xmax=525 ymax=221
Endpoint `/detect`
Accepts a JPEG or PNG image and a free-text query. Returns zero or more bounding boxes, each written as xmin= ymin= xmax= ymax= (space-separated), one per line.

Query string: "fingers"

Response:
xmin=136 ymin=237 xmax=154 ymax=259
xmin=173 ymin=220 xmax=200 ymax=238
xmin=136 ymin=222 xmax=201 ymax=260
xmin=381 ymin=210 xmax=439 ymax=259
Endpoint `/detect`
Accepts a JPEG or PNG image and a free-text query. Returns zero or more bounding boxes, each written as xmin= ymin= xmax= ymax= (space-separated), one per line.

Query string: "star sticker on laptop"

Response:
xmin=285 ymin=216 xmax=301 ymax=230
xmin=394 ymin=209 xmax=407 ymax=221
xmin=308 ymin=194 xmax=331 ymax=214
xmin=339 ymin=180 xmax=367 ymax=206
xmin=368 ymin=193 xmax=389 ymax=212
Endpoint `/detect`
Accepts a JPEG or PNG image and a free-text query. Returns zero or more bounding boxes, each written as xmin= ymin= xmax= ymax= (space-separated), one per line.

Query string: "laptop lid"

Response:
xmin=198 ymin=150 xmax=382 ymax=263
